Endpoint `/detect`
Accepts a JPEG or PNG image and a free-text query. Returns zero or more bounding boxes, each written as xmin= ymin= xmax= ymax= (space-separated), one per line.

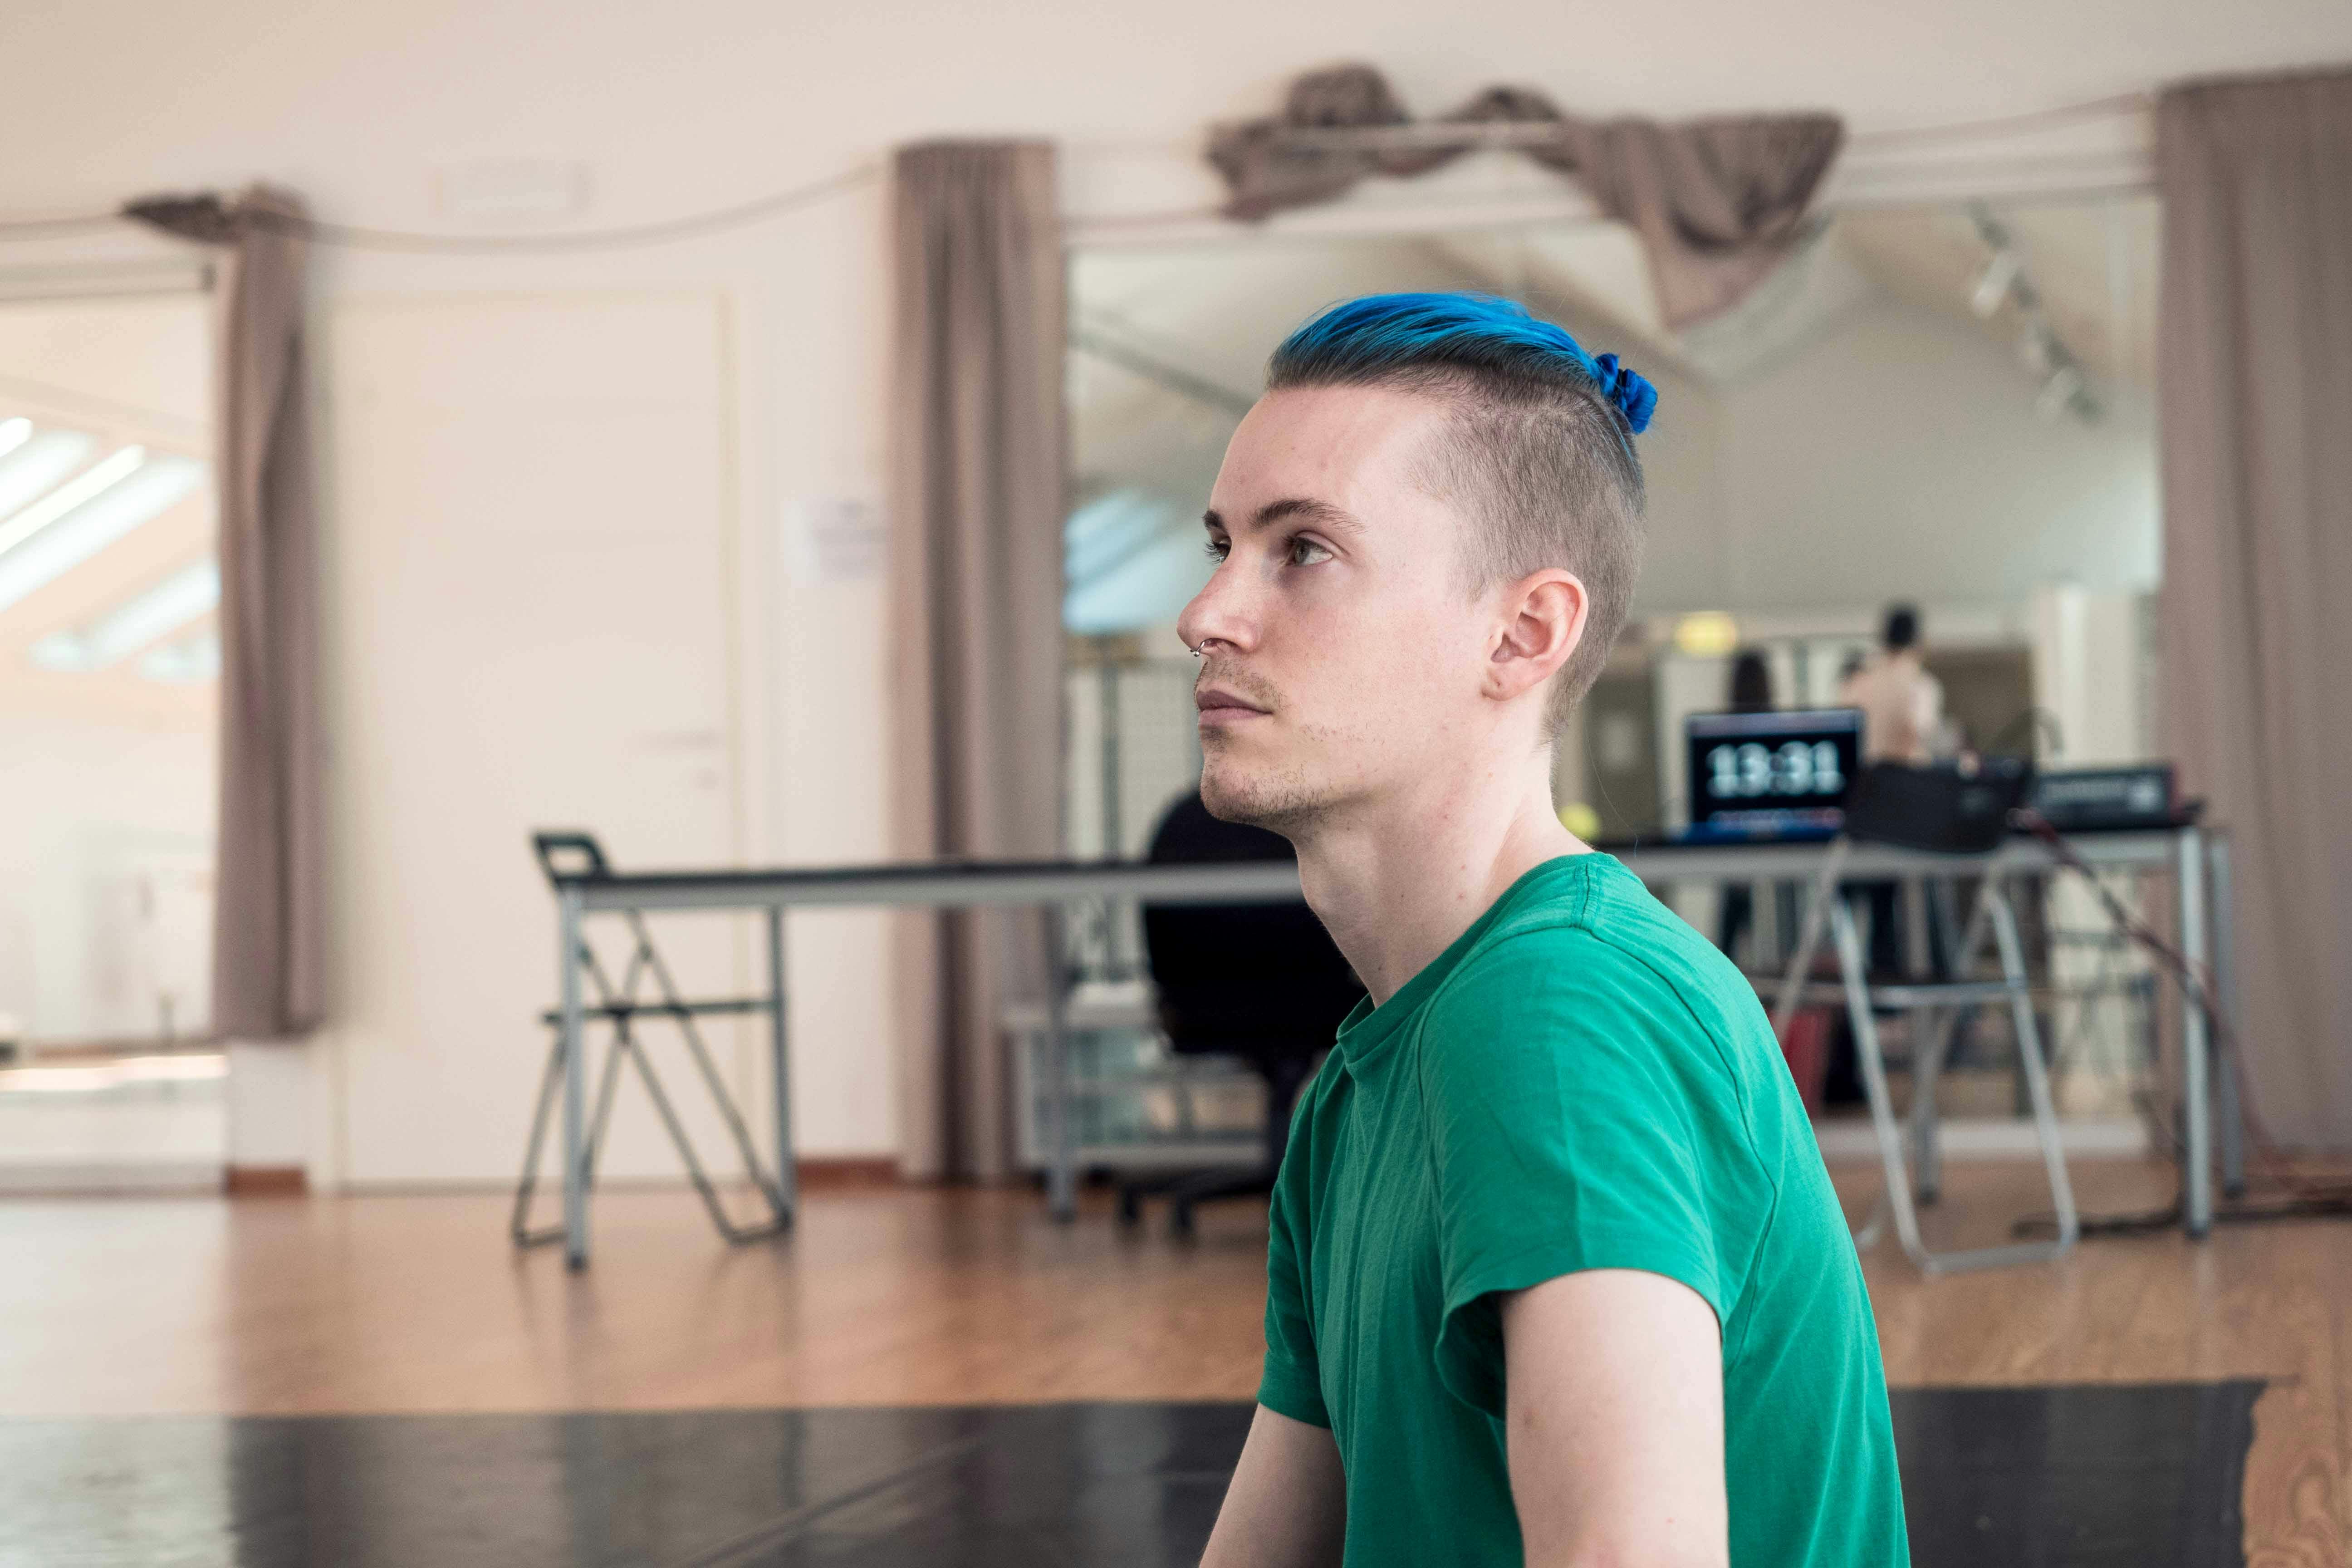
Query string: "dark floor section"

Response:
xmin=0 ymin=1383 xmax=2259 ymax=1567
xmin=1891 ymin=1382 xmax=2260 ymax=1568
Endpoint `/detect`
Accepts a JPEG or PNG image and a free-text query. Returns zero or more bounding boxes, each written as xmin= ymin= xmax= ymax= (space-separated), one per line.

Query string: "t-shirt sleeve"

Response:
xmin=1420 ymin=929 xmax=1733 ymax=1419
xmin=1257 ymin=1089 xmax=1331 ymax=1428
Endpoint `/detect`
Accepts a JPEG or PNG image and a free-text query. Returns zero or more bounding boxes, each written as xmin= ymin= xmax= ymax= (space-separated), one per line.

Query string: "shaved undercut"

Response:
xmin=1265 ymin=295 xmax=1649 ymax=734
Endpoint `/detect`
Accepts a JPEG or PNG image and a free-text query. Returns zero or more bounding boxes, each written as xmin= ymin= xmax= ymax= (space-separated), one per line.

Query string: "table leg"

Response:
xmin=1909 ymin=1004 xmax=1944 ymax=1204
xmin=2176 ymin=828 xmax=2213 ymax=1238
xmin=1912 ymin=877 xmax=1993 ymax=1208
xmin=767 ymin=904 xmax=796 ymax=1224
xmin=2205 ymin=835 xmax=2245 ymax=1199
xmin=559 ymin=887 xmax=589 ymax=1270
xmin=1901 ymin=875 xmax=1931 ymax=979
xmin=1044 ymin=903 xmax=1076 ymax=1222
xmin=1771 ymin=840 xmax=1849 ymax=1041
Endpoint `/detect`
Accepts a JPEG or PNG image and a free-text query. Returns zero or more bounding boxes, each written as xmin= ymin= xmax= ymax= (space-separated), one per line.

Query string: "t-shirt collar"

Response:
xmin=1330 ymin=853 xmax=1605 ymax=1070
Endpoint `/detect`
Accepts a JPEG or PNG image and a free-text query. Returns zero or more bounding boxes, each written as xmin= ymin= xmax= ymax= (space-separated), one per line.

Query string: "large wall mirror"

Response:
xmin=0 ymin=291 xmax=218 ymax=1057
xmin=1059 ymin=191 xmax=2160 ymax=1136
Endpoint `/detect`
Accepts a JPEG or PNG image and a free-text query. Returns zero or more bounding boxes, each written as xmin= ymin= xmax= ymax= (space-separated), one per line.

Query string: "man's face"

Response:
xmin=1177 ymin=384 xmax=1497 ymax=833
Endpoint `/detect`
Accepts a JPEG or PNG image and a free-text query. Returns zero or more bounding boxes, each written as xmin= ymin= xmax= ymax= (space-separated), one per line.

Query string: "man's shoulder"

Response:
xmin=1421 ymin=862 xmax=1765 ymax=1068
xmin=1463 ymin=857 xmax=1738 ymax=993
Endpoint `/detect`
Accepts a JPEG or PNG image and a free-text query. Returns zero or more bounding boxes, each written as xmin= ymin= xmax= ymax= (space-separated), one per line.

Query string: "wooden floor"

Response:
xmin=1 ymin=1160 xmax=2344 ymax=1565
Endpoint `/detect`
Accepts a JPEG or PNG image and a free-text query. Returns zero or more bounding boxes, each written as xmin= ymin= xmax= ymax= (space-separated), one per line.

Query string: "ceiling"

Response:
xmin=1418 ymin=193 xmax=2160 ymax=396
xmin=1073 ymin=187 xmax=2156 ymax=438
xmin=1839 ymin=199 xmax=2158 ymax=390
xmin=2 ymin=0 xmax=2347 ymax=222
xmin=1068 ymin=189 xmax=2159 ymax=629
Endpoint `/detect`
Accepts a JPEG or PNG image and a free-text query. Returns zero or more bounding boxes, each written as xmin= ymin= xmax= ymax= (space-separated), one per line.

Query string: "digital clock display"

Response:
xmin=1704 ymin=739 xmax=1847 ymax=801
xmin=1683 ymin=708 xmax=1865 ymax=838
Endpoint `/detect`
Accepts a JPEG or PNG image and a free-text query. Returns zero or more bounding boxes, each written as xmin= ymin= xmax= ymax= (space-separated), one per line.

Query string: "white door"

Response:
xmin=329 ymin=294 xmax=745 ymax=1184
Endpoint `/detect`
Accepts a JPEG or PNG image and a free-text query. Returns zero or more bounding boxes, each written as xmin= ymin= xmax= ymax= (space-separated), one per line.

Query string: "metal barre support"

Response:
xmin=768 ymin=906 xmax=795 ymax=1224
xmin=1833 ymin=878 xmax=2077 ymax=1273
xmin=1044 ymin=903 xmax=1076 ymax=1222
xmin=536 ymin=822 xmax=2222 ymax=1245
xmin=2177 ymin=827 xmax=2213 ymax=1238
xmin=2206 ymin=833 xmax=2244 ymax=1199
xmin=559 ymin=886 xmax=588 ymax=1269
xmin=531 ymin=895 xmax=794 ymax=1265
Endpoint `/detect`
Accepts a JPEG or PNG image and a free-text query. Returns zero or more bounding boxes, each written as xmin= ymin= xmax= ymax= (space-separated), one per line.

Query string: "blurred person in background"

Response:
xmin=1839 ymin=603 xmax=1942 ymax=765
xmin=1839 ymin=603 xmax=1943 ymax=976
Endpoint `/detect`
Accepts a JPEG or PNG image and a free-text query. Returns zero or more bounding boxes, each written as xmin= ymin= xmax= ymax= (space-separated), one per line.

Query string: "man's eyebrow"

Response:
xmin=1201 ymin=497 xmax=1363 ymax=536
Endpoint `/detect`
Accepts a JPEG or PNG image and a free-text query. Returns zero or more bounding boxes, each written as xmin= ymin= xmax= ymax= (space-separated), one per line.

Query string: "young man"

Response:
xmin=1185 ymin=294 xmax=1907 ymax=1568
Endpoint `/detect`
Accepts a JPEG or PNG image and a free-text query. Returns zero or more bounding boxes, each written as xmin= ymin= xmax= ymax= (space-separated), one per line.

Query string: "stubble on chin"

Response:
xmin=1198 ymin=740 xmax=1326 ymax=836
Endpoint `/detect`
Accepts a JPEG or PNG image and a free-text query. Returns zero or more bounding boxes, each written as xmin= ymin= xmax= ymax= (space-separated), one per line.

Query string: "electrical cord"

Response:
xmin=0 ymin=212 xmax=132 ymax=238
xmin=0 ymin=164 xmax=881 ymax=253
xmin=2008 ymin=808 xmax=2352 ymax=1238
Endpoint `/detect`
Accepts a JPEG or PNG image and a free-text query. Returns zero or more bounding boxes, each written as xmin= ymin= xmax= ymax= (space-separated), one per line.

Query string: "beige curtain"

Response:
xmin=2156 ymin=69 xmax=2352 ymax=1150
xmin=125 ymin=187 xmax=325 ymax=1041
xmin=886 ymin=143 xmax=1067 ymax=1181
xmin=1209 ymin=65 xmax=1842 ymax=329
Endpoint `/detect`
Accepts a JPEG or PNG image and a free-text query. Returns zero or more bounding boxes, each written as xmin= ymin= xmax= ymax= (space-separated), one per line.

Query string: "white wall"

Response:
xmin=5 ymin=0 xmax=2346 ymax=1184
xmin=1706 ymin=298 xmax=2160 ymax=612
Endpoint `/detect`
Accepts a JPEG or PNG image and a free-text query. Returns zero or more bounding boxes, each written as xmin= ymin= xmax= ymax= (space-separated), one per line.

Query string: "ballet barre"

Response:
xmin=535 ymin=822 xmax=2234 ymax=1269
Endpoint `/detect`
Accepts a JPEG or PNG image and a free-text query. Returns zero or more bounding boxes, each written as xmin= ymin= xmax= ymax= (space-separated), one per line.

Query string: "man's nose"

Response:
xmin=1176 ymin=562 xmax=1253 ymax=657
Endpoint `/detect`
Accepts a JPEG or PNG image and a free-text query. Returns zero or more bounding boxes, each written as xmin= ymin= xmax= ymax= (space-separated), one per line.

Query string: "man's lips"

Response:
xmin=1194 ymin=684 xmax=1269 ymax=718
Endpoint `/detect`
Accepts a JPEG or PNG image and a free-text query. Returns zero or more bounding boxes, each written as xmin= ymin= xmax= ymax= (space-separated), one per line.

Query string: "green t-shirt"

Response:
xmin=1259 ymin=853 xmax=1908 ymax=1567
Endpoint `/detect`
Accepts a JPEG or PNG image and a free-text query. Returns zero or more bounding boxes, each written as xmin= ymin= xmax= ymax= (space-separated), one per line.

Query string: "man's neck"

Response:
xmin=1289 ymin=750 xmax=1585 ymax=1006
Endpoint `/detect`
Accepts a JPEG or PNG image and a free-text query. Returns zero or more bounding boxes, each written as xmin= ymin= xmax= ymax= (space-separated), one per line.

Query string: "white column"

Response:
xmin=2031 ymin=582 xmax=2152 ymax=1116
xmin=225 ymin=1039 xmax=315 ymax=1190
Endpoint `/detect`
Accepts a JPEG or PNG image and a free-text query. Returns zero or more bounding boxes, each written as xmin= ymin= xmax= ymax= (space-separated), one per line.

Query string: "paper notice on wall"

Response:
xmin=785 ymin=495 xmax=885 ymax=584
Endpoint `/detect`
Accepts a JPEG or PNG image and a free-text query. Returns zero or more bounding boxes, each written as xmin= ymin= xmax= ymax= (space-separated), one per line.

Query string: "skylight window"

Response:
xmin=0 ymin=450 xmax=206 ymax=614
xmin=139 ymin=627 xmax=220 ymax=685
xmin=0 ymin=445 xmax=149 ymax=557
xmin=0 ymin=428 xmax=99 ymax=523
xmin=31 ymin=557 xmax=220 ymax=672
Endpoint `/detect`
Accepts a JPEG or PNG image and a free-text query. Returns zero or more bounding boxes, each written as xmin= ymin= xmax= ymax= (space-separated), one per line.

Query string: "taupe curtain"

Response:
xmin=2156 ymin=69 xmax=2352 ymax=1150
xmin=125 ymin=187 xmax=324 ymax=1041
xmin=1210 ymin=65 xmax=1842 ymax=329
xmin=887 ymin=143 xmax=1067 ymax=1181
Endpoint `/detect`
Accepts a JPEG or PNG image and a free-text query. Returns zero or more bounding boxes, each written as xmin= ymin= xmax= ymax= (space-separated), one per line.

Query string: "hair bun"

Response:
xmin=1591 ymin=353 xmax=1658 ymax=435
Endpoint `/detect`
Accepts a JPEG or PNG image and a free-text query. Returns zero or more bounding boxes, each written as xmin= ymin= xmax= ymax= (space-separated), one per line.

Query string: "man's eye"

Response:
xmin=1204 ymin=537 xmax=1230 ymax=562
xmin=1289 ymin=537 xmax=1333 ymax=567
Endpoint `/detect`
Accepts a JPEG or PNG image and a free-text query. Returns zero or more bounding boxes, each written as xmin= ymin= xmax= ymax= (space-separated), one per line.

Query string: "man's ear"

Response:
xmin=1486 ymin=569 xmax=1588 ymax=703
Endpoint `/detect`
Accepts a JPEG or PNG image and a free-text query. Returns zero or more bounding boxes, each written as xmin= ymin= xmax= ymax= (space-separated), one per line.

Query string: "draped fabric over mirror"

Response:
xmin=125 ymin=187 xmax=325 ymax=1042
xmin=887 ymin=143 xmax=1068 ymax=1181
xmin=2156 ymin=69 xmax=2352 ymax=1152
xmin=1209 ymin=64 xmax=1842 ymax=329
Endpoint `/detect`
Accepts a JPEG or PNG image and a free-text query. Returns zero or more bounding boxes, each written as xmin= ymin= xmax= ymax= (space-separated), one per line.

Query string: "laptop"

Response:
xmin=1681 ymin=708 xmax=1866 ymax=843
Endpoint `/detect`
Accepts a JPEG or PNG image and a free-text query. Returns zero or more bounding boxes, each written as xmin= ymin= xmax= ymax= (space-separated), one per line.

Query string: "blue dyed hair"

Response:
xmin=1269 ymin=292 xmax=1657 ymax=435
xmin=1264 ymin=292 xmax=1651 ymax=726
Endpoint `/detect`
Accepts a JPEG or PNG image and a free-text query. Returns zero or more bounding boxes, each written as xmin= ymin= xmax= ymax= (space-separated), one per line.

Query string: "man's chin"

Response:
xmin=1199 ymin=755 xmax=1322 ymax=834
